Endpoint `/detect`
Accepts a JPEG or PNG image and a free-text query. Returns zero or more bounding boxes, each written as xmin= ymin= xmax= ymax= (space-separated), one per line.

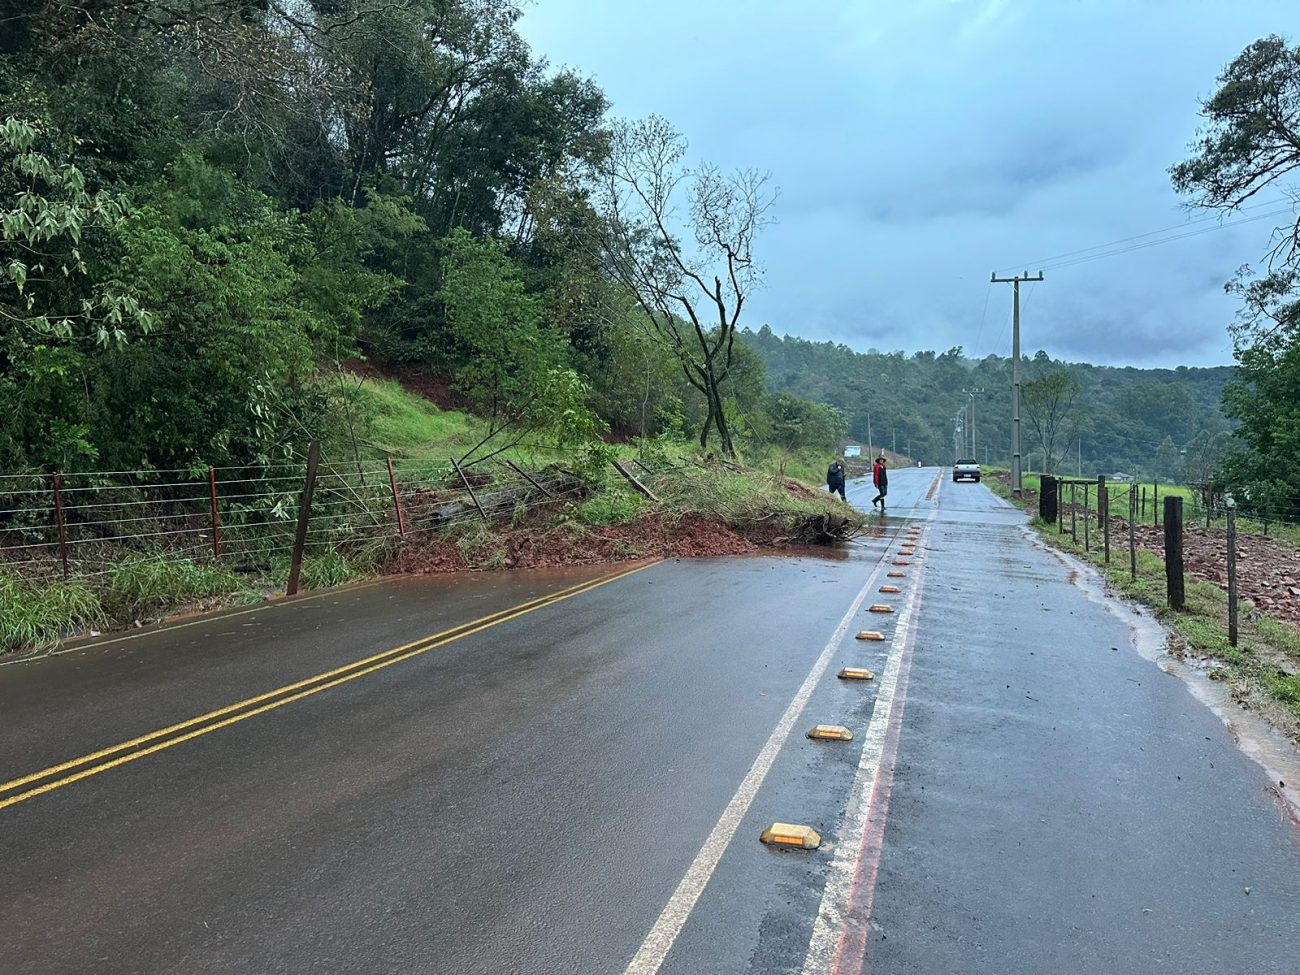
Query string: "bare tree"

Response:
xmin=590 ymin=116 xmax=775 ymax=458
xmin=1022 ymin=370 xmax=1080 ymax=474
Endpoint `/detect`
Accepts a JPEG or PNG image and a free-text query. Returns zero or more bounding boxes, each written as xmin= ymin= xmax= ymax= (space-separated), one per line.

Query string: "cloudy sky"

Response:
xmin=518 ymin=0 xmax=1297 ymax=369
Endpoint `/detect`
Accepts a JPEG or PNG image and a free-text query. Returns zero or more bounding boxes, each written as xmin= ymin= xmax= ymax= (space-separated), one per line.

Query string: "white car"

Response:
xmin=953 ymin=459 xmax=981 ymax=482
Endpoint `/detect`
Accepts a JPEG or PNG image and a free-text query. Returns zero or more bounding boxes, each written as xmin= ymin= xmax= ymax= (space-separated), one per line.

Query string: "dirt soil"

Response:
xmin=383 ymin=510 xmax=779 ymax=575
xmin=1125 ymin=520 xmax=1300 ymax=628
xmin=343 ymin=358 xmax=462 ymax=410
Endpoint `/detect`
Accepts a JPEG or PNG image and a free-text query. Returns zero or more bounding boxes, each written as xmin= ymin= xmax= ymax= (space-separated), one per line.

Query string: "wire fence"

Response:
xmin=1029 ymin=473 xmax=1300 ymax=543
xmin=0 ymin=449 xmax=589 ymax=587
xmin=1032 ymin=474 xmax=1300 ymax=649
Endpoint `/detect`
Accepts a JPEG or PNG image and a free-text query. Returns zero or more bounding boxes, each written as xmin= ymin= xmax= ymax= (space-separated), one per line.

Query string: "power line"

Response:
xmin=972 ymin=281 xmax=993 ymax=352
xmin=998 ymin=196 xmax=1298 ymax=273
xmin=1040 ymin=207 xmax=1296 ymax=272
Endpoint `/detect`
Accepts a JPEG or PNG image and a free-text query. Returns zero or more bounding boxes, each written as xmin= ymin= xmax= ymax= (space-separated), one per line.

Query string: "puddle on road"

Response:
xmin=1027 ymin=525 xmax=1300 ymax=826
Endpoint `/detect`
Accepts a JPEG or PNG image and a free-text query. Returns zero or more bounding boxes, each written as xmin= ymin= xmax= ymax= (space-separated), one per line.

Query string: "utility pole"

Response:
xmin=990 ymin=270 xmax=1044 ymax=495
xmin=867 ymin=412 xmax=873 ymax=460
xmin=962 ymin=388 xmax=984 ymax=458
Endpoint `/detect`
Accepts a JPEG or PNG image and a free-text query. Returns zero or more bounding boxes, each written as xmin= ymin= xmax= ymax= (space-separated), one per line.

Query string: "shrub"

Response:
xmin=101 ymin=556 xmax=243 ymax=620
xmin=0 ymin=571 xmax=104 ymax=654
xmin=574 ymin=491 xmax=646 ymax=526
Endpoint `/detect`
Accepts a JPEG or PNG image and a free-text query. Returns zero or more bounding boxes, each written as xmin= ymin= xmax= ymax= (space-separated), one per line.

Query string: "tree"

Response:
xmin=1170 ymin=36 xmax=1300 ymax=271
xmin=766 ymin=393 xmax=846 ymax=475
xmin=437 ymin=228 xmax=600 ymax=465
xmin=1021 ymin=370 xmax=1080 ymax=474
xmin=1153 ymin=436 xmax=1182 ymax=482
xmin=1172 ymin=35 xmax=1300 ymax=498
xmin=589 ymin=116 xmax=775 ymax=458
xmin=0 ymin=116 xmax=154 ymax=470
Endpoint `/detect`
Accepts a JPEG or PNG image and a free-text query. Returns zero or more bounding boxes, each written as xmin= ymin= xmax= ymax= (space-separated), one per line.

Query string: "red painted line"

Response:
xmin=830 ymin=545 xmax=930 ymax=975
xmin=925 ymin=470 xmax=942 ymax=501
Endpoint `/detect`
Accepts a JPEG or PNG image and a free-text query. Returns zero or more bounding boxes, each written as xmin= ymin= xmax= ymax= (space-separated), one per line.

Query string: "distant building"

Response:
xmin=1109 ymin=472 xmax=1135 ymax=482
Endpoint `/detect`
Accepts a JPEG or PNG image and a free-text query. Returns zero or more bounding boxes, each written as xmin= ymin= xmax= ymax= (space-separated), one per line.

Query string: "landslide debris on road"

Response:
xmin=382 ymin=463 xmax=863 ymax=574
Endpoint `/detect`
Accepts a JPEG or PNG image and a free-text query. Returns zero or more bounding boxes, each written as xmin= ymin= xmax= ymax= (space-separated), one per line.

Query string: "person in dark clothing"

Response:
xmin=827 ymin=459 xmax=847 ymax=501
xmin=872 ymin=456 xmax=888 ymax=509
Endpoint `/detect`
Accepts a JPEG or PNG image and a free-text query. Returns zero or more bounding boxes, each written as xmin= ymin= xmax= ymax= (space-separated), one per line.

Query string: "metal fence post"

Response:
xmin=386 ymin=455 xmax=406 ymax=536
xmin=1227 ymin=499 xmax=1238 ymax=647
xmin=1084 ymin=484 xmax=1091 ymax=552
xmin=1129 ymin=486 xmax=1137 ymax=581
xmin=1164 ymin=496 xmax=1184 ymax=611
xmin=208 ymin=466 xmax=222 ymax=558
xmin=1100 ymin=476 xmax=1109 ymax=564
xmin=52 ymin=472 xmax=69 ymax=578
xmin=286 ymin=440 xmax=321 ymax=597
xmin=451 ymin=456 xmax=488 ymax=521
xmin=1071 ymin=482 xmax=1077 ymax=543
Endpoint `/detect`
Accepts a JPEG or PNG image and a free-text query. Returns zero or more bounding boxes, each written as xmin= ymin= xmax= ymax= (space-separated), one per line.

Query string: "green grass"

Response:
xmin=0 ymin=571 xmax=104 ymax=654
xmin=345 ymin=377 xmax=481 ymax=464
xmin=573 ymin=489 xmax=647 ymax=526
xmin=298 ymin=551 xmax=356 ymax=589
xmin=653 ymin=465 xmax=854 ymax=531
xmin=101 ymin=555 xmax=246 ymax=621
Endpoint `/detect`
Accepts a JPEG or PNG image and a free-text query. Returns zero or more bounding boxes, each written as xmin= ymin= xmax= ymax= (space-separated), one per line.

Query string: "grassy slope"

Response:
xmin=3 ymin=375 xmax=856 ymax=656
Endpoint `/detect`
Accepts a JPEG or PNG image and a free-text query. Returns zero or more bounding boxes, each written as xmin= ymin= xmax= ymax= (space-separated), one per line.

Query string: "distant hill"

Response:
xmin=743 ymin=326 xmax=1234 ymax=477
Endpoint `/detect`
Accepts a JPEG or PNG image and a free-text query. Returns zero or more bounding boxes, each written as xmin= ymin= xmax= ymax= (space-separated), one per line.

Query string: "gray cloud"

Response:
xmin=520 ymin=0 xmax=1296 ymax=368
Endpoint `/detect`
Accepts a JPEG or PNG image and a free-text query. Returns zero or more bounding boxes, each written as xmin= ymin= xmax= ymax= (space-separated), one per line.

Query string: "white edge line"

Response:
xmin=621 ymin=533 xmax=903 ymax=975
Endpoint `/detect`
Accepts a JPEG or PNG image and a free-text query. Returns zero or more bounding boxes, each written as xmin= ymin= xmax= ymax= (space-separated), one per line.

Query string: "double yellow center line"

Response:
xmin=0 ymin=562 xmax=655 ymax=812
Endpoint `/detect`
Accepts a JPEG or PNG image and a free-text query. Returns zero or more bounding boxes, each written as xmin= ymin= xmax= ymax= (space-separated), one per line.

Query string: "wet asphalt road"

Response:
xmin=2 ymin=467 xmax=1299 ymax=974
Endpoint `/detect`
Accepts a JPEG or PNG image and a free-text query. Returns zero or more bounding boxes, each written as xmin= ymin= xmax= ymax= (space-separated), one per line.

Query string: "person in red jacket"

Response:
xmin=871 ymin=455 xmax=889 ymax=510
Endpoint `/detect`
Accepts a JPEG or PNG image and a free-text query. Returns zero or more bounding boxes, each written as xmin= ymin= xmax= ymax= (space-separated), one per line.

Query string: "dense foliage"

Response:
xmin=0 ymin=0 xmax=831 ymax=474
xmin=1173 ymin=35 xmax=1300 ymax=514
xmin=746 ymin=326 xmax=1233 ymax=478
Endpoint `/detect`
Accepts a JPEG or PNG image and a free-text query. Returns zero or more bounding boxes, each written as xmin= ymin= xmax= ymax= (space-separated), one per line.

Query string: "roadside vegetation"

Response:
xmin=989 ymin=477 xmax=1300 ymax=739
xmin=0 ymin=371 xmax=858 ymax=657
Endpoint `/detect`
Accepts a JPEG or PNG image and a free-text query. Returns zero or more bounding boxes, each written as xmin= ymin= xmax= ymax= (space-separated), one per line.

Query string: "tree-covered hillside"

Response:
xmin=745 ymin=326 xmax=1234 ymax=478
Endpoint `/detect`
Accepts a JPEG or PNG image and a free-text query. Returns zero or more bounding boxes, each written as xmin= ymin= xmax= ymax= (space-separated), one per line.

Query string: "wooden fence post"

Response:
xmin=208 ymin=466 xmax=222 ymax=558
xmin=1039 ymin=474 xmax=1057 ymax=524
xmin=52 ymin=472 xmax=69 ymax=578
xmin=1154 ymin=482 xmax=1160 ymax=528
xmin=386 ymin=455 xmax=406 ymax=536
xmin=1227 ymin=500 xmax=1238 ymax=647
xmin=1164 ymin=496 xmax=1184 ymax=611
xmin=286 ymin=440 xmax=321 ymax=597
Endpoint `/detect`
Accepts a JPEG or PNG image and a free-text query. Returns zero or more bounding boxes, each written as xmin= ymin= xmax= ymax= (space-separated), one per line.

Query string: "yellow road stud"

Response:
xmin=898 ymin=549 xmax=915 ymax=556
xmin=893 ymin=559 xmax=911 ymax=566
xmin=760 ymin=823 xmax=822 ymax=850
xmin=838 ymin=667 xmax=875 ymax=681
xmin=887 ymin=571 xmax=906 ymax=578
xmin=869 ymin=604 xmax=894 ymax=613
xmin=808 ymin=724 xmax=854 ymax=741
xmin=855 ymin=630 xmax=885 ymax=641
xmin=879 ymin=585 xmax=901 ymax=593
